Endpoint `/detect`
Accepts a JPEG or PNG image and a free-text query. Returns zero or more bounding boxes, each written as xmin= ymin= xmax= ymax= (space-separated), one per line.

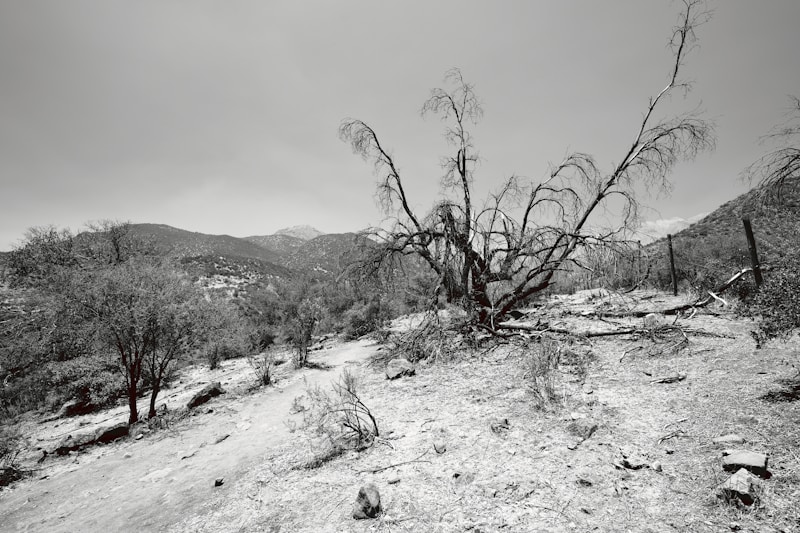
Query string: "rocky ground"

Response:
xmin=2 ymin=289 xmax=799 ymax=532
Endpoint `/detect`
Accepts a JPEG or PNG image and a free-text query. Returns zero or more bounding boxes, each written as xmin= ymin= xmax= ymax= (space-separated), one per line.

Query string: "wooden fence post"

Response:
xmin=742 ymin=218 xmax=763 ymax=287
xmin=667 ymin=234 xmax=678 ymax=296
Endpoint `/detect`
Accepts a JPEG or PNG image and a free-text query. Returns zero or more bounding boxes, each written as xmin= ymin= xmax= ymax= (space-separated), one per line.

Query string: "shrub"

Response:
xmin=522 ymin=336 xmax=562 ymax=410
xmin=747 ymin=251 xmax=800 ymax=348
xmin=0 ymin=424 xmax=24 ymax=488
xmin=301 ymin=369 xmax=379 ymax=452
xmin=248 ymin=349 xmax=276 ymax=386
xmin=343 ymin=297 xmax=390 ymax=340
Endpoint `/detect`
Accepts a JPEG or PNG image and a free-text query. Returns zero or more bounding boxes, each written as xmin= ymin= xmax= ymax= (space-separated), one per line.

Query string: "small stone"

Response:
xmin=123 ymin=452 xmax=133 ymax=459
xmin=712 ymin=434 xmax=745 ymax=445
xmin=387 ymin=477 xmax=400 ymax=485
xmin=651 ymin=461 xmax=662 ymax=472
xmin=214 ymin=477 xmax=224 ymax=487
xmin=582 ymin=384 xmax=594 ymax=395
xmin=570 ymin=412 xmax=585 ymax=420
xmin=135 ymin=434 xmax=143 ymax=440
xmin=353 ymin=483 xmax=382 ymax=519
xmin=433 ymin=441 xmax=447 ymax=454
xmin=385 ymin=358 xmax=415 ymax=380
xmin=722 ymin=450 xmax=769 ymax=478
xmin=643 ymin=313 xmax=660 ymax=328
xmin=718 ymin=468 xmax=759 ymax=505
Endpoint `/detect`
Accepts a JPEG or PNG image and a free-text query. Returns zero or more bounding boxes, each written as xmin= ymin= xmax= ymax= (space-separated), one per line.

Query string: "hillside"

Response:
xmin=283 ymin=232 xmax=373 ymax=276
xmin=243 ymin=233 xmax=306 ymax=257
xmin=644 ymin=181 xmax=799 ymax=289
xmin=128 ymin=224 xmax=284 ymax=264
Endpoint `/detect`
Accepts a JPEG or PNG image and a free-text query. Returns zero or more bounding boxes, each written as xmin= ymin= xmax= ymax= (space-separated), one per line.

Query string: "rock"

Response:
xmin=614 ymin=449 xmax=649 ymax=470
xmin=135 ymin=434 xmax=143 ymax=440
xmin=55 ymin=398 xmax=92 ymax=418
xmin=433 ymin=440 xmax=447 ymax=454
xmin=490 ymin=418 xmax=511 ymax=434
xmin=722 ymin=450 xmax=770 ymax=478
xmin=385 ymin=358 xmax=415 ymax=380
xmin=187 ymin=382 xmax=225 ymax=410
xmin=651 ymin=461 xmax=663 ymax=472
xmin=718 ymin=468 xmax=759 ymax=506
xmin=53 ymin=430 xmax=97 ymax=455
xmin=387 ymin=477 xmax=400 ymax=485
xmin=643 ymin=313 xmax=660 ymax=328
xmin=94 ymin=422 xmax=129 ymax=444
xmin=353 ymin=483 xmax=382 ymax=519
xmin=214 ymin=477 xmax=224 ymax=487
xmin=581 ymin=384 xmax=594 ymax=395
xmin=712 ymin=434 xmax=745 ymax=445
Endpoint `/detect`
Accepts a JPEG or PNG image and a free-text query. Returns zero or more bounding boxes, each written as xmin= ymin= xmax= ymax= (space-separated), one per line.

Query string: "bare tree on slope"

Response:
xmin=340 ymin=1 xmax=713 ymax=328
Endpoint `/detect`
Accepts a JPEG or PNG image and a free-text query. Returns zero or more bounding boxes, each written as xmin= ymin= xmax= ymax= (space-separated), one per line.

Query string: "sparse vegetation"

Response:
xmin=0 ymin=424 xmax=24 ymax=488
xmin=522 ymin=336 xmax=562 ymax=410
xmin=300 ymin=368 xmax=379 ymax=460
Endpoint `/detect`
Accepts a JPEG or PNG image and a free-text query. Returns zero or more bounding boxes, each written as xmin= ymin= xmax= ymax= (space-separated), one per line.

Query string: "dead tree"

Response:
xmin=340 ymin=0 xmax=713 ymax=328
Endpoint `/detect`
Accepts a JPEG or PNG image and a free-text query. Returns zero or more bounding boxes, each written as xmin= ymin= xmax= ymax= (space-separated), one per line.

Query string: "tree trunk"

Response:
xmin=148 ymin=383 xmax=160 ymax=419
xmin=127 ymin=384 xmax=139 ymax=424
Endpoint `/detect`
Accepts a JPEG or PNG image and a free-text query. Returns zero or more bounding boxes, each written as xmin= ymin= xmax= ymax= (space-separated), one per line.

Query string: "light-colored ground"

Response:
xmin=2 ymin=290 xmax=800 ymax=533
xmin=0 ymin=338 xmax=380 ymax=532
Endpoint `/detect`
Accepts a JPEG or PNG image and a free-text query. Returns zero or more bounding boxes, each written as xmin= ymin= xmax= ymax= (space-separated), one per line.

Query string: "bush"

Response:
xmin=248 ymin=349 xmax=276 ymax=386
xmin=747 ymin=252 xmax=800 ymax=348
xmin=0 ymin=424 xmax=24 ymax=488
xmin=343 ymin=297 xmax=390 ymax=340
xmin=301 ymin=369 xmax=379 ymax=452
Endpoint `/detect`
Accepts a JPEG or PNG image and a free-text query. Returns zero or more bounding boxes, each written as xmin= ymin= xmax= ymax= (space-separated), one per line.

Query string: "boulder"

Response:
xmin=719 ymin=468 xmax=759 ymax=506
xmin=55 ymin=398 xmax=93 ymax=418
xmin=94 ymin=421 xmax=129 ymax=444
xmin=187 ymin=382 xmax=225 ymax=410
xmin=385 ymin=358 xmax=415 ymax=380
xmin=53 ymin=430 xmax=98 ymax=456
xmin=722 ymin=450 xmax=770 ymax=478
xmin=353 ymin=483 xmax=382 ymax=519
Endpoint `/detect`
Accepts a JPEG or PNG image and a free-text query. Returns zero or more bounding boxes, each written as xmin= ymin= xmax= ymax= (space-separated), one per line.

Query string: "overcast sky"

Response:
xmin=1 ymin=1 xmax=798 ymax=250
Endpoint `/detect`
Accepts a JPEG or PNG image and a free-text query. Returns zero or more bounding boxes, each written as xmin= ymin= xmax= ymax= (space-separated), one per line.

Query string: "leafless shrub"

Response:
xmin=298 ymin=369 xmax=379 ymax=468
xmin=387 ymin=312 xmax=467 ymax=363
xmin=248 ymin=349 xmax=276 ymax=386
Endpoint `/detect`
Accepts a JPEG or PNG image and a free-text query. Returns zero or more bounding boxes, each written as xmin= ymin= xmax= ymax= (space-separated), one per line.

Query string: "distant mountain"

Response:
xmin=243 ymin=234 xmax=306 ymax=257
xmin=274 ymin=225 xmax=325 ymax=241
xmin=129 ymin=224 xmax=283 ymax=265
xmin=283 ymin=233 xmax=373 ymax=276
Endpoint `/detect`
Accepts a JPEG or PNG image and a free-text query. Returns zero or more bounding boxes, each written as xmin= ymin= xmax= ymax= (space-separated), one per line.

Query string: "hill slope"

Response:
xmin=645 ymin=181 xmax=799 ymax=289
xmin=129 ymin=224 xmax=283 ymax=265
xmin=284 ymin=233 xmax=373 ymax=276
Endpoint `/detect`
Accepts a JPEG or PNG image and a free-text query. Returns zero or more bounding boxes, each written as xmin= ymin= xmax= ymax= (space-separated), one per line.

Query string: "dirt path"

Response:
xmin=0 ymin=339 xmax=379 ymax=533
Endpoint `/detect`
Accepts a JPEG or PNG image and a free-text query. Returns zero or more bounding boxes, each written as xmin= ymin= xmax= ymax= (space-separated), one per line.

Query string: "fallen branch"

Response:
xmin=357 ymin=449 xmax=431 ymax=474
xmin=650 ymin=372 xmax=687 ymax=384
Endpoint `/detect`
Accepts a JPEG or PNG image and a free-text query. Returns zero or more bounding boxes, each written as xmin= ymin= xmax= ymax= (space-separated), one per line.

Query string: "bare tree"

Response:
xmin=340 ymin=1 xmax=713 ymax=328
xmin=745 ymin=95 xmax=800 ymax=209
